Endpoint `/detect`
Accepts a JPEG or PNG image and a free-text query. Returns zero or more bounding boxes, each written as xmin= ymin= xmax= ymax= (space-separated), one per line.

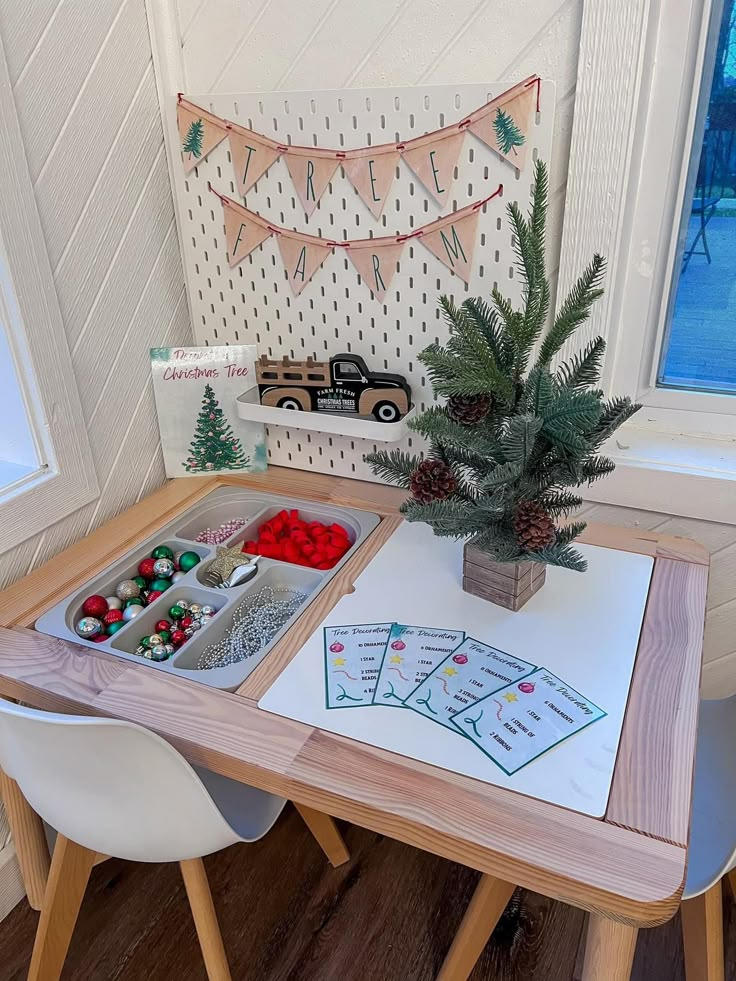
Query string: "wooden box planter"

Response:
xmin=463 ymin=539 xmax=546 ymax=612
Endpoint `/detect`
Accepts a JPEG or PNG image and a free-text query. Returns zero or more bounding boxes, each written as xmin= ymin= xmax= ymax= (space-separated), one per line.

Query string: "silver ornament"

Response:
xmin=148 ymin=633 xmax=164 ymax=647
xmin=122 ymin=604 xmax=143 ymax=621
xmin=105 ymin=596 xmax=123 ymax=611
xmin=188 ymin=603 xmax=202 ymax=616
xmin=149 ymin=644 xmax=169 ymax=662
xmin=174 ymin=551 xmax=185 ymax=566
xmin=153 ymin=557 xmax=175 ymax=578
xmin=116 ymin=579 xmax=140 ymax=601
xmin=200 ymin=604 xmax=215 ymax=616
xmin=76 ymin=616 xmax=102 ymax=638
xmin=177 ymin=600 xmax=190 ymax=611
xmin=189 ymin=619 xmax=201 ymax=631
xmin=164 ymin=643 xmax=175 ymax=656
xmin=171 ymin=571 xmax=186 ymax=583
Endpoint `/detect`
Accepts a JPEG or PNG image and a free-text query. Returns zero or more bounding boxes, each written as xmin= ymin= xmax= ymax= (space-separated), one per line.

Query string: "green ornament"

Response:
xmin=150 ymin=578 xmax=172 ymax=592
xmin=169 ymin=604 xmax=185 ymax=620
xmin=152 ymin=545 xmax=174 ymax=561
xmin=158 ymin=630 xmax=171 ymax=643
xmin=125 ymin=597 xmax=145 ymax=608
xmin=178 ymin=550 xmax=201 ymax=572
xmin=106 ymin=621 xmax=126 ymax=635
xmin=140 ymin=635 xmax=153 ymax=649
xmin=133 ymin=575 xmax=147 ymax=590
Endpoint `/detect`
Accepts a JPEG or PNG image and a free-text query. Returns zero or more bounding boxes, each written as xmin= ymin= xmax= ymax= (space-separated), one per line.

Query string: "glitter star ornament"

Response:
xmin=207 ymin=545 xmax=255 ymax=585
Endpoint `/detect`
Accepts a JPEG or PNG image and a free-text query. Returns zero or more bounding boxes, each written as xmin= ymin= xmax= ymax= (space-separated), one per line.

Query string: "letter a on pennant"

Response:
xmin=276 ymin=235 xmax=333 ymax=296
xmin=284 ymin=155 xmax=340 ymax=216
xmin=347 ymin=241 xmax=405 ymax=301
xmin=342 ymin=151 xmax=399 ymax=219
xmin=420 ymin=209 xmax=481 ymax=284
xmin=401 ymin=132 xmax=465 ymax=207
xmin=178 ymin=104 xmax=227 ymax=174
xmin=223 ymin=202 xmax=273 ymax=268
xmin=470 ymin=85 xmax=535 ymax=170
xmin=228 ymin=131 xmax=283 ymax=196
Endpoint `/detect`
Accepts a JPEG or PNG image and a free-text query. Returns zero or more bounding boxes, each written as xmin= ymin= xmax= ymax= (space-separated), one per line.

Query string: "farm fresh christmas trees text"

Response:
xmin=183 ymin=383 xmax=250 ymax=473
xmin=367 ymin=161 xmax=639 ymax=573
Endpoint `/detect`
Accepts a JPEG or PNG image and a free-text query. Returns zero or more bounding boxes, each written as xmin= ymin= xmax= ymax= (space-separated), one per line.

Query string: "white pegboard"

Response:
xmin=168 ymin=82 xmax=555 ymax=479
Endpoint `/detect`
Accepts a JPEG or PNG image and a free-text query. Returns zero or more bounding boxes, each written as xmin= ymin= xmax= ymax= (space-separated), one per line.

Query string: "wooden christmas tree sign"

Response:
xmin=368 ymin=161 xmax=639 ymax=611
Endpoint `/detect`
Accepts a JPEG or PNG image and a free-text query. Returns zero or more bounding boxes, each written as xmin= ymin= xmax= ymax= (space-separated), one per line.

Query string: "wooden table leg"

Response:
xmin=436 ymin=873 xmax=515 ymax=981
xmin=294 ymin=803 xmax=350 ymax=867
xmin=582 ymin=915 xmax=638 ymax=981
xmin=0 ymin=765 xmax=50 ymax=910
xmin=28 ymin=834 xmax=95 ymax=981
xmin=681 ymin=882 xmax=725 ymax=981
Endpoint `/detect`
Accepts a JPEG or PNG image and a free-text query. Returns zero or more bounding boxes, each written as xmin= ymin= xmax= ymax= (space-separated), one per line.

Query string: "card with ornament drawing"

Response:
xmin=151 ymin=344 xmax=267 ymax=478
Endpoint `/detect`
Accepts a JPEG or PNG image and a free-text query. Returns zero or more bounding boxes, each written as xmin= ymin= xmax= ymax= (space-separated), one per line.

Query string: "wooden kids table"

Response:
xmin=0 ymin=471 xmax=709 ymax=981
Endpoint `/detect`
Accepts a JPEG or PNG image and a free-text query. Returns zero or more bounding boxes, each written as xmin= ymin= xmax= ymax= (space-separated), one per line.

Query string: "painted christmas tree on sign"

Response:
xmin=184 ymin=383 xmax=250 ymax=473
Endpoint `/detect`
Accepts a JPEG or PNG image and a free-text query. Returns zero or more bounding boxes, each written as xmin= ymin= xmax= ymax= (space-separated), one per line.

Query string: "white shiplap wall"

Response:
xmin=0 ymin=0 xmax=191 ymax=900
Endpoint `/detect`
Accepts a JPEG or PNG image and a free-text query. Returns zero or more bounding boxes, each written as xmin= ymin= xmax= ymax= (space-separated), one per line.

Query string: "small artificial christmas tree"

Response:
xmin=182 ymin=118 xmax=204 ymax=160
xmin=493 ymin=107 xmax=525 ymax=156
xmin=183 ymin=383 xmax=250 ymax=473
xmin=366 ymin=160 xmax=639 ymax=576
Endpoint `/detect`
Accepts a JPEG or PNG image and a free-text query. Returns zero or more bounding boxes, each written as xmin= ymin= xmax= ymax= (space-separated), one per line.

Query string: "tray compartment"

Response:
xmin=110 ymin=585 xmax=229 ymax=658
xmin=175 ymin=500 xmax=267 ymax=545
xmin=172 ymin=564 xmax=324 ymax=673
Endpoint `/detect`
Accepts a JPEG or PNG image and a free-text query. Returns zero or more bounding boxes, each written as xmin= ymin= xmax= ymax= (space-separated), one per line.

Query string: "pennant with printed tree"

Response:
xmin=469 ymin=84 xmax=535 ymax=170
xmin=177 ymin=103 xmax=227 ymax=174
xmin=183 ymin=383 xmax=250 ymax=473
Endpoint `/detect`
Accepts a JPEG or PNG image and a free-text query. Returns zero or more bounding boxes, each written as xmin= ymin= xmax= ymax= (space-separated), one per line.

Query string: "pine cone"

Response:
xmin=513 ymin=500 xmax=556 ymax=552
xmin=446 ymin=393 xmax=492 ymax=426
xmin=409 ymin=459 xmax=457 ymax=503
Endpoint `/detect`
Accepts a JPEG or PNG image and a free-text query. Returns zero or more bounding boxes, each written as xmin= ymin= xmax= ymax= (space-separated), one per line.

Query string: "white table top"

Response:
xmin=259 ymin=522 xmax=654 ymax=817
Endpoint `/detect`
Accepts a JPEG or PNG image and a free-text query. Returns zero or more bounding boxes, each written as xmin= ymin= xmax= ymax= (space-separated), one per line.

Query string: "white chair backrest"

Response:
xmin=0 ymin=701 xmax=241 ymax=863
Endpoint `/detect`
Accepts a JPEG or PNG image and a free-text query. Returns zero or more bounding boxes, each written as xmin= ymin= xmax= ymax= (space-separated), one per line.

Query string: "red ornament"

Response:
xmin=82 ymin=595 xmax=108 ymax=618
xmin=329 ymin=642 xmax=345 ymax=653
xmin=170 ymin=629 xmax=187 ymax=647
xmin=138 ymin=557 xmax=157 ymax=579
xmin=91 ymin=634 xmax=108 ymax=643
xmin=518 ymin=682 xmax=536 ymax=694
xmin=391 ymin=639 xmax=406 ymax=651
xmin=102 ymin=610 xmax=124 ymax=626
xmin=155 ymin=619 xmax=172 ymax=633
xmin=452 ymin=653 xmax=469 ymax=664
xmin=146 ymin=590 xmax=162 ymax=605
xmin=180 ymin=615 xmax=193 ymax=628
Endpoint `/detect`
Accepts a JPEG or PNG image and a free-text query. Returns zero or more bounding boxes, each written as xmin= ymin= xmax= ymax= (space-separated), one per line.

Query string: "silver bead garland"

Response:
xmin=197 ymin=586 xmax=306 ymax=669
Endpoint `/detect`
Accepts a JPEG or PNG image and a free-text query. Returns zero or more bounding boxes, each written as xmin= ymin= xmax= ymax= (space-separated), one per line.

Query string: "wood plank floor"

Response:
xmin=0 ymin=805 xmax=734 ymax=980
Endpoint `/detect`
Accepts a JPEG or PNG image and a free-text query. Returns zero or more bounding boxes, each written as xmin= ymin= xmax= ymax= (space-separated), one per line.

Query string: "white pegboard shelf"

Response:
xmin=236 ymin=390 xmax=416 ymax=442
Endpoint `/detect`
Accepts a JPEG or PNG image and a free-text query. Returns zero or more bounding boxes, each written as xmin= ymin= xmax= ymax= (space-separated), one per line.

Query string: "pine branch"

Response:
xmin=502 ymin=414 xmax=543 ymax=466
xmin=580 ymin=454 xmax=615 ymax=484
xmin=479 ymin=461 xmax=524 ymax=491
xmin=556 ymin=337 xmax=606 ymax=391
xmin=462 ymin=297 xmax=514 ymax=371
xmin=526 ymin=543 xmax=588 ymax=572
xmin=523 ymin=366 xmax=555 ymax=416
xmin=408 ymin=407 xmax=501 ymax=458
xmin=363 ymin=449 xmax=418 ymax=487
xmin=538 ymin=490 xmax=584 ymax=517
xmin=587 ymin=397 xmax=641 ymax=449
xmin=536 ymin=254 xmax=606 ymax=367
xmin=554 ymin=520 xmax=587 ymax=547
xmin=401 ymin=499 xmax=484 ymax=536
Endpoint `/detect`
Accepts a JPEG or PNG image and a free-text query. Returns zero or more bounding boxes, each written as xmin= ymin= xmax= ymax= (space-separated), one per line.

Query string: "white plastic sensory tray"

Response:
xmin=34 ymin=486 xmax=379 ymax=691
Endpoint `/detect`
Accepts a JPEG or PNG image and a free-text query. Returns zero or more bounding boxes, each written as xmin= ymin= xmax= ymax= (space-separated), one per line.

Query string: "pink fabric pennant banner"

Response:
xmin=284 ymin=152 xmax=341 ymax=216
xmin=400 ymin=131 xmax=465 ymax=207
xmin=469 ymin=81 xmax=536 ymax=171
xmin=228 ymin=125 xmax=283 ymax=196
xmin=346 ymin=237 xmax=405 ymax=301
xmin=419 ymin=204 xmax=482 ymax=283
xmin=178 ymin=102 xmax=228 ymax=174
xmin=342 ymin=147 xmax=399 ymax=219
xmin=222 ymin=199 xmax=273 ymax=268
xmin=277 ymin=233 xmax=334 ymax=296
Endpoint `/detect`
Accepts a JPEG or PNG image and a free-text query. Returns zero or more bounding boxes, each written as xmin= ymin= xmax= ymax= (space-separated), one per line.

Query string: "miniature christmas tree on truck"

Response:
xmin=367 ymin=161 xmax=639 ymax=611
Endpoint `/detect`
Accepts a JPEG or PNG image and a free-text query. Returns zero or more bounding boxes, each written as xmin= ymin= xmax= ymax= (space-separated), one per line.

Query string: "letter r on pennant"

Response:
xmin=306 ymin=160 xmax=315 ymax=201
xmin=371 ymin=254 xmax=386 ymax=293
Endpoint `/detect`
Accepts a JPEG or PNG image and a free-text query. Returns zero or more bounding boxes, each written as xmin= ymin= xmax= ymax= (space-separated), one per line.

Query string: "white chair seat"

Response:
xmin=192 ymin=765 xmax=286 ymax=841
xmin=684 ymin=694 xmax=736 ymax=899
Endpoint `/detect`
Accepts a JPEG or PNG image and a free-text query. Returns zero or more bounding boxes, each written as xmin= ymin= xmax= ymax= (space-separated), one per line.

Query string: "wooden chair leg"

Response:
xmin=727 ymin=870 xmax=736 ymax=902
xmin=681 ymin=882 xmax=725 ymax=981
xmin=27 ymin=833 xmax=95 ymax=981
xmin=180 ymin=857 xmax=232 ymax=981
xmin=0 ymin=765 xmax=50 ymax=910
xmin=581 ymin=915 xmax=638 ymax=981
xmin=294 ymin=803 xmax=350 ymax=867
xmin=436 ymin=873 xmax=515 ymax=981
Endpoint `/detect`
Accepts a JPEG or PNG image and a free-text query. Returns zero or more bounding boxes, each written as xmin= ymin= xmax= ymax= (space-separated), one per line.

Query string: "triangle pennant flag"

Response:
xmin=228 ymin=129 xmax=283 ymax=196
xmin=178 ymin=103 xmax=227 ymax=174
xmin=223 ymin=201 xmax=273 ymax=268
xmin=347 ymin=239 xmax=405 ymax=301
xmin=342 ymin=150 xmax=399 ymax=219
xmin=277 ymin=234 xmax=333 ymax=295
xmin=401 ymin=131 xmax=465 ymax=207
xmin=470 ymin=84 xmax=536 ymax=170
xmin=420 ymin=207 xmax=481 ymax=284
xmin=284 ymin=153 xmax=340 ymax=216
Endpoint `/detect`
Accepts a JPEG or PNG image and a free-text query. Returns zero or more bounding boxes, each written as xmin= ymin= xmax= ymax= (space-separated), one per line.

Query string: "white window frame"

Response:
xmin=0 ymin=37 xmax=97 ymax=553
xmin=559 ymin=0 xmax=736 ymax=524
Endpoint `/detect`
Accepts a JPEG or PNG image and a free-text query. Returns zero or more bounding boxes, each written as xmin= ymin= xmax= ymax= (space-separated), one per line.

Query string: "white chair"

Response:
xmin=679 ymin=694 xmax=736 ymax=981
xmin=0 ymin=700 xmax=295 ymax=981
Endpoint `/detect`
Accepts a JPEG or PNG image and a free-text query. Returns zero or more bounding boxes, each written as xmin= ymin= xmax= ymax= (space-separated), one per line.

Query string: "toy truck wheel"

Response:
xmin=278 ymin=396 xmax=303 ymax=410
xmin=373 ymin=400 xmax=400 ymax=423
